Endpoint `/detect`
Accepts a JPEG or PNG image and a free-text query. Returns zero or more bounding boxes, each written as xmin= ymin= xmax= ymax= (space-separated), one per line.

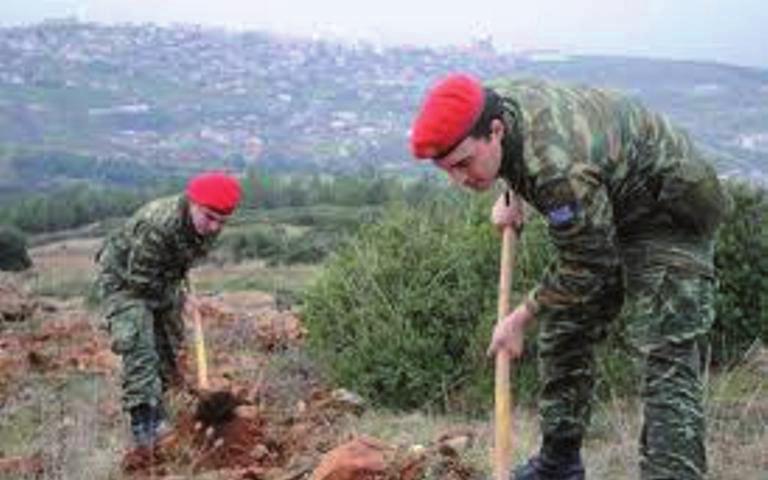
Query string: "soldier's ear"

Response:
xmin=491 ymin=118 xmax=505 ymax=141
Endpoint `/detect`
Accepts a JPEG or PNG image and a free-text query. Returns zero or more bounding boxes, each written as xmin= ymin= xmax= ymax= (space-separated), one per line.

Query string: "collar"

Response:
xmin=498 ymin=97 xmax=532 ymax=200
xmin=178 ymin=196 xmax=205 ymax=241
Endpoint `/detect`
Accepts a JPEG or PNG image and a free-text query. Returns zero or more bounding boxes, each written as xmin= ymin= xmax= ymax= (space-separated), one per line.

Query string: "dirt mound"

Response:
xmin=195 ymin=389 xmax=244 ymax=425
xmin=120 ymin=446 xmax=167 ymax=476
xmin=121 ymin=389 xmax=482 ymax=480
xmin=253 ymin=310 xmax=306 ymax=351
xmin=121 ymin=410 xmax=283 ymax=475
xmin=0 ymin=455 xmax=44 ymax=477
xmin=188 ymin=413 xmax=282 ymax=471
xmin=310 ymin=432 xmax=483 ymax=480
xmin=311 ymin=437 xmax=392 ymax=480
xmin=4 ymin=318 xmax=115 ymax=374
xmin=0 ymin=302 xmax=116 ymax=398
xmin=200 ymin=293 xmax=306 ymax=351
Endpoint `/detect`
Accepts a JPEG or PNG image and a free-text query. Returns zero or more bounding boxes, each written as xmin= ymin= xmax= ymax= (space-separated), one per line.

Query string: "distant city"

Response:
xmin=0 ymin=19 xmax=766 ymax=194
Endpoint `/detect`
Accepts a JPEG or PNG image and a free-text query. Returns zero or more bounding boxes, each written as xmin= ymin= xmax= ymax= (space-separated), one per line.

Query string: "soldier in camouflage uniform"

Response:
xmin=410 ymin=74 xmax=726 ymax=480
xmin=95 ymin=172 xmax=241 ymax=447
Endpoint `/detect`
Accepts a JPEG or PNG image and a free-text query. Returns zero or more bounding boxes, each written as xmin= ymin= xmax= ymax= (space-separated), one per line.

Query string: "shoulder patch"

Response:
xmin=547 ymin=203 xmax=578 ymax=227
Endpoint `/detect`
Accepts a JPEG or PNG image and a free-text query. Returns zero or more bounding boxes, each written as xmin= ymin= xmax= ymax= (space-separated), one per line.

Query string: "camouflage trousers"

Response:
xmin=101 ymin=293 xmax=186 ymax=411
xmin=537 ymin=233 xmax=715 ymax=480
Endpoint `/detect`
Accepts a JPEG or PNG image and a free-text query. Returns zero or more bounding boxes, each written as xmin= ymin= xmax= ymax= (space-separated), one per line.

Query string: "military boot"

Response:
xmin=151 ymin=403 xmax=171 ymax=438
xmin=512 ymin=436 xmax=585 ymax=480
xmin=129 ymin=403 xmax=169 ymax=448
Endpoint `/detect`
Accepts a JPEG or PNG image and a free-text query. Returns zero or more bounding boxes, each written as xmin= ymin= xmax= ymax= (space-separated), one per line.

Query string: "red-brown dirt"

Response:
xmin=1 ymin=278 xmax=482 ymax=480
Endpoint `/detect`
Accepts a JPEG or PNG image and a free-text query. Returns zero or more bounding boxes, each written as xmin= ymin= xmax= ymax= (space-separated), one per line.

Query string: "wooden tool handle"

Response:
xmin=192 ymin=302 xmax=210 ymax=390
xmin=494 ymin=225 xmax=518 ymax=480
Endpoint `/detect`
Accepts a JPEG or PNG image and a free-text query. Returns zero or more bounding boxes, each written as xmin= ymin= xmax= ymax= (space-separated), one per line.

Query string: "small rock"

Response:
xmin=310 ymin=436 xmax=391 ymax=480
xmin=408 ymin=444 xmax=426 ymax=455
xmin=437 ymin=428 xmax=475 ymax=457
xmin=235 ymin=405 xmax=260 ymax=420
xmin=251 ymin=443 xmax=269 ymax=460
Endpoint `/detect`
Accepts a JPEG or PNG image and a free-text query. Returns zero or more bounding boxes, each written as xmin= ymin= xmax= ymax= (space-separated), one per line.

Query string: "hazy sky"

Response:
xmin=3 ymin=0 xmax=766 ymax=68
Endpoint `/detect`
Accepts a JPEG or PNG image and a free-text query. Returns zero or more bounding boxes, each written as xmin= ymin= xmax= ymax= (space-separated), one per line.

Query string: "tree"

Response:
xmin=0 ymin=226 xmax=32 ymax=271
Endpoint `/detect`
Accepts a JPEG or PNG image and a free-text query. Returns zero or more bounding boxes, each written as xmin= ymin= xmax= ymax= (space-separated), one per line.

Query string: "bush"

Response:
xmin=0 ymin=225 xmax=32 ymax=271
xmin=0 ymin=184 xmax=174 ymax=234
xmin=252 ymin=205 xmax=380 ymax=229
xmin=711 ymin=180 xmax=768 ymax=365
xmin=280 ymin=228 xmax=342 ymax=265
xmin=219 ymin=225 xmax=289 ymax=263
xmin=303 ymin=193 xmax=553 ymax=410
xmin=217 ymin=206 xmax=374 ymax=266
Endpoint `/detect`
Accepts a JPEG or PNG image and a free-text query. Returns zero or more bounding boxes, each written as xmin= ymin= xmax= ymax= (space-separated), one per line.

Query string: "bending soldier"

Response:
xmin=95 ymin=171 xmax=241 ymax=447
xmin=410 ymin=73 xmax=725 ymax=480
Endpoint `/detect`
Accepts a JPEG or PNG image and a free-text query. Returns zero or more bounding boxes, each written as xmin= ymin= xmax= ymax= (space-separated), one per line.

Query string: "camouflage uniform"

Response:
xmin=95 ymin=194 xmax=217 ymax=411
xmin=491 ymin=78 xmax=725 ymax=479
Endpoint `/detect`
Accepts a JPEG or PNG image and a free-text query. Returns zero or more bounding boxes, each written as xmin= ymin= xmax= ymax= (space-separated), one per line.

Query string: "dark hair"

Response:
xmin=468 ymin=88 xmax=505 ymax=139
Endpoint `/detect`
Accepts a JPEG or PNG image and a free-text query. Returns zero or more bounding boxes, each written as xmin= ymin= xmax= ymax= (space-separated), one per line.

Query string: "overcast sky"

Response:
xmin=3 ymin=0 xmax=766 ymax=68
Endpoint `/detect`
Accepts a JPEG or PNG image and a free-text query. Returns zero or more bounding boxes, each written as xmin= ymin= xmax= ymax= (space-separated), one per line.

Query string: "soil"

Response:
xmin=0 ymin=271 xmax=482 ymax=479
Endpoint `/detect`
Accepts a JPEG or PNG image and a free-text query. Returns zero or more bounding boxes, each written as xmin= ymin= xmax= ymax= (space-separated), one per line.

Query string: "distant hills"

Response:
xmin=0 ymin=19 xmax=766 ymax=196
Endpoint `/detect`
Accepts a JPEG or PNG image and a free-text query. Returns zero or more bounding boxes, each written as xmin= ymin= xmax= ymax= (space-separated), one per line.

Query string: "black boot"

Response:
xmin=151 ymin=403 xmax=171 ymax=437
xmin=129 ymin=403 xmax=168 ymax=448
xmin=512 ymin=436 xmax=585 ymax=480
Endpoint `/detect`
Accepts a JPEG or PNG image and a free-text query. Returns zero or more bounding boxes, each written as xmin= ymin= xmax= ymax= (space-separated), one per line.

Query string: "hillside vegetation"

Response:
xmin=303 ymin=180 xmax=768 ymax=410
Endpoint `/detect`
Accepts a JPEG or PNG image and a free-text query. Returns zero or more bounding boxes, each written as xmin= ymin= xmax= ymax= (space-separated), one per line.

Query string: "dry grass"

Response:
xmin=0 ymin=367 xmax=125 ymax=479
xmin=338 ymin=408 xmax=539 ymax=478
xmin=22 ymin=239 xmax=99 ymax=299
xmin=23 ymin=236 xmax=320 ymax=301
xmin=192 ymin=260 xmax=319 ymax=296
xmin=344 ymin=361 xmax=768 ymax=479
xmin=706 ymin=353 xmax=768 ymax=480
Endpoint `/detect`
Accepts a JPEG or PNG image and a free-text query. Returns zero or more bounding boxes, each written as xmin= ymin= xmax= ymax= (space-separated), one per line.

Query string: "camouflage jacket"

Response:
xmin=491 ymin=78 xmax=725 ymax=315
xmin=95 ymin=194 xmax=217 ymax=308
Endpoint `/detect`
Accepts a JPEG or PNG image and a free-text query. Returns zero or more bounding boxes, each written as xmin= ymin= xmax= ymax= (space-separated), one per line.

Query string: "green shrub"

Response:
xmin=220 ymin=225 xmax=289 ymax=262
xmin=0 ymin=225 xmax=32 ymax=271
xmin=217 ymin=206 xmax=373 ymax=266
xmin=711 ymin=180 xmax=768 ymax=365
xmin=303 ymin=193 xmax=554 ymax=410
xmin=280 ymin=227 xmax=341 ymax=265
xmin=254 ymin=205 xmax=380 ymax=229
xmin=0 ymin=183 xmax=176 ymax=234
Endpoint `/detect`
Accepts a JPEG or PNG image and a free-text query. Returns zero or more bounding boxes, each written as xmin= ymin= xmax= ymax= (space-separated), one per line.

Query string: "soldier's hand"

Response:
xmin=491 ymin=192 xmax=524 ymax=232
xmin=183 ymin=294 xmax=202 ymax=319
xmin=487 ymin=303 xmax=533 ymax=360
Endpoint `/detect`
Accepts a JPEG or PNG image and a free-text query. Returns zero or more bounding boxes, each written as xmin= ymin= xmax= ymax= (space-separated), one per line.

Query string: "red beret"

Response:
xmin=410 ymin=73 xmax=485 ymax=159
xmin=186 ymin=172 xmax=242 ymax=215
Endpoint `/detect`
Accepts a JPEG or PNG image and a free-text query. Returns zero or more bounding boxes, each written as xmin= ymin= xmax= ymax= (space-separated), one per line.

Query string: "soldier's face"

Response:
xmin=189 ymin=203 xmax=229 ymax=236
xmin=432 ymin=119 xmax=504 ymax=192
